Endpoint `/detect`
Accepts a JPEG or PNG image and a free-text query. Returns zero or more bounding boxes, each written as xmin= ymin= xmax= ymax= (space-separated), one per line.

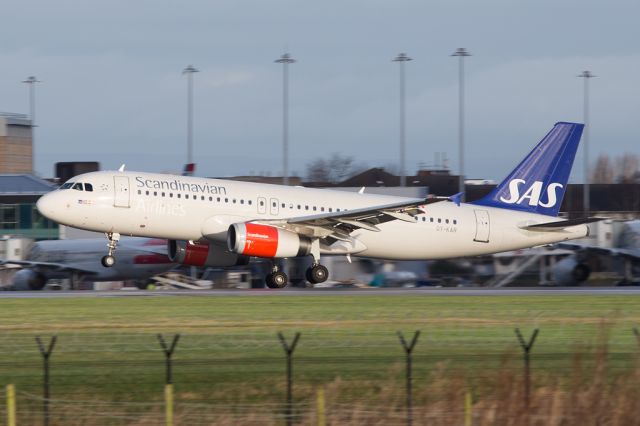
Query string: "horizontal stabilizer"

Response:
xmin=520 ymin=217 xmax=604 ymax=232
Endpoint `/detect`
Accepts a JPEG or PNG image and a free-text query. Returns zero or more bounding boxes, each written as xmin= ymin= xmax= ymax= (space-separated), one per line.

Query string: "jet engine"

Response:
xmin=12 ymin=269 xmax=47 ymax=290
xmin=552 ymin=255 xmax=591 ymax=285
xmin=168 ymin=240 xmax=249 ymax=267
xmin=227 ymin=223 xmax=312 ymax=258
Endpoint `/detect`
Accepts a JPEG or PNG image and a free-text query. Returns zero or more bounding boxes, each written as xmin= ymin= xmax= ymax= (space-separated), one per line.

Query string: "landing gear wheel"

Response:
xmin=265 ymin=271 xmax=288 ymax=289
xmin=101 ymin=255 xmax=116 ymax=268
xmin=306 ymin=264 xmax=329 ymax=284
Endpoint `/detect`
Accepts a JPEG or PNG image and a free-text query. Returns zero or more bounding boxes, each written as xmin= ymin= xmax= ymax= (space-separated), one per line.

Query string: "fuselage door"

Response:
xmin=270 ymin=198 xmax=279 ymax=216
xmin=257 ymin=197 xmax=267 ymax=214
xmin=473 ymin=209 xmax=490 ymax=243
xmin=113 ymin=176 xmax=130 ymax=208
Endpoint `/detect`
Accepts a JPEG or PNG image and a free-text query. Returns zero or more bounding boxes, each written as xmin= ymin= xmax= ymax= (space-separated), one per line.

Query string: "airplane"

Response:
xmin=1 ymin=237 xmax=174 ymax=290
xmin=554 ymin=220 xmax=640 ymax=285
xmin=36 ymin=122 xmax=600 ymax=289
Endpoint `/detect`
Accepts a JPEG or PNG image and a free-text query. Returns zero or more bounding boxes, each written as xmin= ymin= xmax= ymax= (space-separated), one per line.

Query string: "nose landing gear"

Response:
xmin=101 ymin=232 xmax=120 ymax=268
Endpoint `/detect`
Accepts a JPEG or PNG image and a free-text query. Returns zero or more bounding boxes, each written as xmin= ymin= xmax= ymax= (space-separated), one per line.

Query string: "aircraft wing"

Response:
xmin=256 ymin=193 xmax=461 ymax=240
xmin=0 ymin=259 xmax=99 ymax=275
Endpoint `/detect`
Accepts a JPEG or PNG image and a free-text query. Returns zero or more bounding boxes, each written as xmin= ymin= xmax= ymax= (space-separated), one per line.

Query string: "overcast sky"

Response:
xmin=2 ymin=0 xmax=639 ymax=183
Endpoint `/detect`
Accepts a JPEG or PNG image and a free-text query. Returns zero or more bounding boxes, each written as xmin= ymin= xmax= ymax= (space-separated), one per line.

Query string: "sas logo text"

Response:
xmin=499 ymin=179 xmax=563 ymax=207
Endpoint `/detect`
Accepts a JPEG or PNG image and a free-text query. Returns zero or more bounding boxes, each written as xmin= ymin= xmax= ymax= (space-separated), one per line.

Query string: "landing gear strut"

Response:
xmin=306 ymin=240 xmax=329 ymax=284
xmin=265 ymin=265 xmax=288 ymax=289
xmin=101 ymin=232 xmax=120 ymax=268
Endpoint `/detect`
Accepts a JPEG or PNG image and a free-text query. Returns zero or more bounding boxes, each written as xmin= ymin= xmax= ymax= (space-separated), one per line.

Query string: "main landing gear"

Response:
xmin=266 ymin=265 xmax=288 ymax=289
xmin=101 ymin=232 xmax=120 ymax=268
xmin=264 ymin=241 xmax=330 ymax=289
xmin=306 ymin=264 xmax=329 ymax=284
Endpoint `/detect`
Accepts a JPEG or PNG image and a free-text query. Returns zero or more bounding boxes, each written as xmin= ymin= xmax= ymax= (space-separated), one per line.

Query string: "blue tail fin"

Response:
xmin=472 ymin=122 xmax=584 ymax=216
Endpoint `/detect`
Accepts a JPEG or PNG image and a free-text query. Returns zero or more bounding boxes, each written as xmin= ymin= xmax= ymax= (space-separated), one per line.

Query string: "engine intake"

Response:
xmin=168 ymin=240 xmax=249 ymax=267
xmin=227 ymin=223 xmax=312 ymax=258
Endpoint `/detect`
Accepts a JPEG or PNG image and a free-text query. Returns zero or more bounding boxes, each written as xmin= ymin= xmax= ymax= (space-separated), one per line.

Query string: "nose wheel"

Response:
xmin=101 ymin=232 xmax=120 ymax=268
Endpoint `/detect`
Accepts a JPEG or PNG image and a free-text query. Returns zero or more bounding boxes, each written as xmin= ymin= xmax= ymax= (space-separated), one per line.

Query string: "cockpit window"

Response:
xmin=72 ymin=183 xmax=83 ymax=191
xmin=60 ymin=182 xmax=74 ymax=189
xmin=84 ymin=183 xmax=93 ymax=192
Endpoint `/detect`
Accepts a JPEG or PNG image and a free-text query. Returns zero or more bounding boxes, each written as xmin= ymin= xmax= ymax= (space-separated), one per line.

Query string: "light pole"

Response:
xmin=182 ymin=65 xmax=199 ymax=165
xmin=578 ymin=70 xmax=596 ymax=216
xmin=392 ymin=53 xmax=412 ymax=187
xmin=451 ymin=48 xmax=471 ymax=200
xmin=275 ymin=53 xmax=296 ymax=185
xmin=22 ymin=76 xmax=42 ymax=174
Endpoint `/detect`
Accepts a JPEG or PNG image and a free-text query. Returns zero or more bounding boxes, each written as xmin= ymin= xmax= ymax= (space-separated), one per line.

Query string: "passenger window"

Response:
xmin=240 ymin=199 xmax=244 ymax=204
xmin=161 ymin=192 xmax=165 ymax=197
xmin=313 ymin=206 xmax=317 ymax=211
xmin=430 ymin=218 xmax=434 ymax=223
xmin=85 ymin=183 xmax=93 ymax=192
xmin=170 ymin=193 xmax=173 ymax=198
xmin=145 ymin=191 xmax=150 ymax=196
xmin=248 ymin=200 xmax=252 ymax=205
xmin=453 ymin=219 xmax=457 ymax=225
xmin=225 ymin=198 xmax=229 ymax=203
xmin=329 ymin=208 xmax=333 ymax=212
xmin=217 ymin=197 xmax=221 ymax=202
xmin=446 ymin=219 xmax=449 ymax=224
xmin=138 ymin=190 xmax=142 ymax=195
xmin=422 ymin=217 xmax=426 ymax=222
xmin=201 ymin=196 xmax=205 ymax=201
xmin=233 ymin=199 xmax=236 ymax=204
xmin=177 ymin=194 xmax=181 ymax=199
xmin=438 ymin=218 xmax=441 ymax=223
xmin=209 ymin=196 xmax=213 ymax=201
xmin=260 ymin=200 xmax=264 ymax=206
xmin=153 ymin=191 xmax=157 ymax=196
xmin=305 ymin=206 xmax=309 ymax=210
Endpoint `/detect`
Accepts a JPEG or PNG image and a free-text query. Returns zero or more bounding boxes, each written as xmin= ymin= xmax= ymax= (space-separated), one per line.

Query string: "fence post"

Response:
xmin=464 ymin=390 xmax=472 ymax=426
xmin=7 ymin=384 xmax=16 ymax=426
xmin=157 ymin=334 xmax=180 ymax=426
xmin=278 ymin=332 xmax=300 ymax=426
xmin=514 ymin=328 xmax=539 ymax=409
xmin=398 ymin=330 xmax=420 ymax=426
xmin=36 ymin=335 xmax=57 ymax=426
xmin=316 ymin=388 xmax=326 ymax=426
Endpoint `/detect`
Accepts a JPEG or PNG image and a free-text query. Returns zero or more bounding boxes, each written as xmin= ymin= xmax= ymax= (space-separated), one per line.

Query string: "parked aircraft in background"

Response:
xmin=36 ymin=122 xmax=600 ymax=288
xmin=556 ymin=220 xmax=640 ymax=285
xmin=1 ymin=238 xmax=173 ymax=290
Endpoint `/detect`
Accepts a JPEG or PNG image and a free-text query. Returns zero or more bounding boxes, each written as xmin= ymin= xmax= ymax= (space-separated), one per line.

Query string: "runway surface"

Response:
xmin=1 ymin=287 xmax=640 ymax=298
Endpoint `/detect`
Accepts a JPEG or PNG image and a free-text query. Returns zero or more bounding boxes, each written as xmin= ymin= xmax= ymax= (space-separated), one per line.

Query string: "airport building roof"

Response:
xmin=0 ymin=174 xmax=56 ymax=196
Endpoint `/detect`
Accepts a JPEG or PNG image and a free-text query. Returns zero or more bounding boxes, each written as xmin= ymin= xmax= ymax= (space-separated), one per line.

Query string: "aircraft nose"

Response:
xmin=36 ymin=193 xmax=60 ymax=222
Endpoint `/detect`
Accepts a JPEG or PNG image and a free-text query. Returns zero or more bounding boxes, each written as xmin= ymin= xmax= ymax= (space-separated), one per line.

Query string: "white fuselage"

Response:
xmin=36 ymin=171 xmax=589 ymax=260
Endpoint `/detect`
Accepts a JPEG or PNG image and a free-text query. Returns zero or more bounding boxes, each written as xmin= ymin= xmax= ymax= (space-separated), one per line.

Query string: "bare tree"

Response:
xmin=591 ymin=153 xmax=614 ymax=183
xmin=615 ymin=153 xmax=640 ymax=183
xmin=306 ymin=153 xmax=362 ymax=183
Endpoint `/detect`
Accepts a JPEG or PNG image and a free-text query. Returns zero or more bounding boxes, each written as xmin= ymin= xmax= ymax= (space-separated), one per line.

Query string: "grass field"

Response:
xmin=0 ymin=293 xmax=639 ymax=424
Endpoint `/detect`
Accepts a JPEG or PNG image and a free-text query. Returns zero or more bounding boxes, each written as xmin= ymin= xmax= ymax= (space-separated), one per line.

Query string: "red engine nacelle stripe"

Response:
xmin=183 ymin=242 xmax=210 ymax=266
xmin=243 ymin=223 xmax=279 ymax=257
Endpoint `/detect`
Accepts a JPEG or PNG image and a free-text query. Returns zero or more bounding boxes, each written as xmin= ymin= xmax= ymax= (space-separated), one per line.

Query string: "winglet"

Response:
xmin=118 ymin=164 xmax=126 ymax=172
xmin=358 ymin=187 xmax=365 ymax=194
xmin=449 ymin=192 xmax=464 ymax=206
